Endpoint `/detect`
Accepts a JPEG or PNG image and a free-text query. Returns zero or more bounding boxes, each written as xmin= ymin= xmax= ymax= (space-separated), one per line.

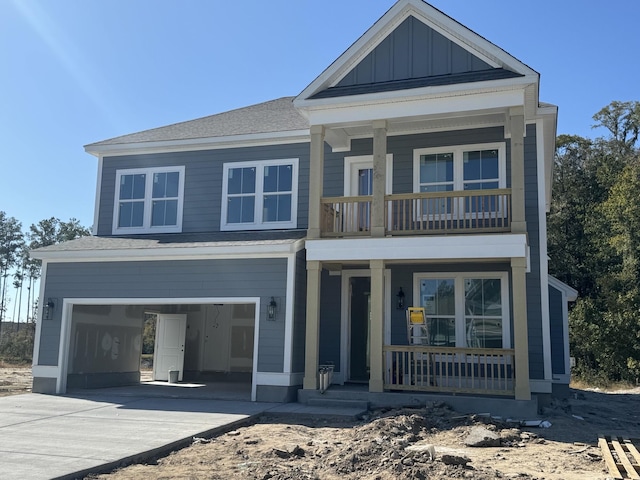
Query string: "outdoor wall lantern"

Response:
xmin=267 ymin=297 xmax=277 ymax=320
xmin=396 ymin=287 xmax=405 ymax=310
xmin=43 ymin=298 xmax=56 ymax=320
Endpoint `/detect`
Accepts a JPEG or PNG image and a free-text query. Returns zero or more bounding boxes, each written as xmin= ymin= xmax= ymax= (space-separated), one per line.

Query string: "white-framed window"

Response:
xmin=112 ymin=166 xmax=185 ymax=235
xmin=221 ymin=158 xmax=299 ymax=231
xmin=413 ymin=272 xmax=510 ymax=349
xmin=413 ymin=143 xmax=506 ymax=217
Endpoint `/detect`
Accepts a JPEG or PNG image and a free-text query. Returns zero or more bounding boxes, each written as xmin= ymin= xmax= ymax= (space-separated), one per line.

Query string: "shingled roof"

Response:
xmin=85 ymin=97 xmax=308 ymax=148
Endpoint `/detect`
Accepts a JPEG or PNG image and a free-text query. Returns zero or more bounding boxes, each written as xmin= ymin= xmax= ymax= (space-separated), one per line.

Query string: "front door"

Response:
xmin=349 ymin=277 xmax=371 ymax=382
xmin=153 ymin=314 xmax=187 ymax=381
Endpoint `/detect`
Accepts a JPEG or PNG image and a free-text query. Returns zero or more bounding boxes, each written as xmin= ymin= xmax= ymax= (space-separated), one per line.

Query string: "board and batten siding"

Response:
xmin=337 ymin=16 xmax=491 ymax=87
xmin=291 ymin=249 xmax=307 ymax=374
xmin=97 ymin=143 xmax=310 ymax=236
xmin=523 ymin=123 xmax=544 ymax=381
xmin=39 ymin=258 xmax=289 ymax=373
xmin=548 ymin=285 xmax=566 ymax=376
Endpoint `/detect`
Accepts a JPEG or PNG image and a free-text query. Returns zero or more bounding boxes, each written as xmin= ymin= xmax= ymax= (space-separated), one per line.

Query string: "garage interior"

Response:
xmin=66 ymin=303 xmax=256 ymax=401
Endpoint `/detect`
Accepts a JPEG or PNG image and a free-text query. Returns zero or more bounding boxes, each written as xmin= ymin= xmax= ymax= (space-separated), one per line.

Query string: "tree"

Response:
xmin=548 ymin=100 xmax=640 ymax=383
xmin=0 ymin=212 xmax=24 ymax=335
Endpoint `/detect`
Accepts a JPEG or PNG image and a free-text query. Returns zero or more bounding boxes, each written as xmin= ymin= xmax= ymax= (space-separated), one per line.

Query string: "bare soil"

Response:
xmin=2 ymin=366 xmax=638 ymax=479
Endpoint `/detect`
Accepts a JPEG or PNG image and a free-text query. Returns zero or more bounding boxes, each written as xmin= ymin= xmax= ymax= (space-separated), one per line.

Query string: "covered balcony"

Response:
xmin=321 ymin=188 xmax=512 ymax=237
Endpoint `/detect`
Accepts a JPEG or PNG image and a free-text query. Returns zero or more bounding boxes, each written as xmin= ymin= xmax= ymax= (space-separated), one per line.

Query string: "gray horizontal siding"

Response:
xmin=40 ymin=258 xmax=288 ymax=374
xmin=98 ymin=143 xmax=310 ymax=235
xmin=291 ymin=249 xmax=307 ymax=374
xmin=337 ymin=16 xmax=491 ymax=87
xmin=323 ymin=127 xmax=506 ymax=197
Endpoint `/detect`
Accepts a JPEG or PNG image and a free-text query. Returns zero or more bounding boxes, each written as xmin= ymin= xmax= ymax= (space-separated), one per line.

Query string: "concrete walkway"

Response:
xmin=0 ymin=393 xmax=278 ymax=480
xmin=0 ymin=392 xmax=365 ymax=480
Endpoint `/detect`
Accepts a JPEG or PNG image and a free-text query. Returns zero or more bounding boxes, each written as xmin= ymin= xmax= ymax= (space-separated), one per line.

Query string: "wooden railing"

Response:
xmin=385 ymin=189 xmax=511 ymax=235
xmin=320 ymin=189 xmax=511 ymax=237
xmin=321 ymin=196 xmax=372 ymax=236
xmin=383 ymin=345 xmax=515 ymax=396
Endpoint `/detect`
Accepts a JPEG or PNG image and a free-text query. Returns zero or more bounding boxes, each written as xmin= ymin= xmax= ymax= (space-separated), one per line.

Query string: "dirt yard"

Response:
xmin=1 ymin=366 xmax=638 ymax=479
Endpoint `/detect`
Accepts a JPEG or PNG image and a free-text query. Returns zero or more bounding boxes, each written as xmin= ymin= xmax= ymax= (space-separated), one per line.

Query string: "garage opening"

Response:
xmin=66 ymin=302 xmax=256 ymax=401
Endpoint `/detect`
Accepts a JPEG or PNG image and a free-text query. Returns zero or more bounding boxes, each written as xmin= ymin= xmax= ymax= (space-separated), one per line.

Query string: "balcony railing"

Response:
xmin=320 ymin=189 xmax=511 ymax=237
xmin=383 ymin=345 xmax=515 ymax=396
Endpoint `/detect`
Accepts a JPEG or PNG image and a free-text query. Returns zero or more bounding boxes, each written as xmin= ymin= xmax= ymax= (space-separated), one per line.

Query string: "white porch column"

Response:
xmin=303 ymin=260 xmax=322 ymax=389
xmin=307 ymin=125 xmax=325 ymax=239
xmin=512 ymin=257 xmax=531 ymax=400
xmin=369 ymin=259 xmax=385 ymax=392
xmin=371 ymin=120 xmax=387 ymax=238
xmin=509 ymin=107 xmax=526 ymax=234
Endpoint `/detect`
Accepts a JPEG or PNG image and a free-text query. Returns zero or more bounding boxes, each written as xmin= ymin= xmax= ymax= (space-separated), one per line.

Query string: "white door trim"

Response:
xmin=339 ymin=269 xmax=391 ymax=384
xmin=344 ymin=154 xmax=393 ymax=196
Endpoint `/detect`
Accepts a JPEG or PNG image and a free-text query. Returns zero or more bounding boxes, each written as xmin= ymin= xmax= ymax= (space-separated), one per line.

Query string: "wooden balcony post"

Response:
xmin=372 ymin=120 xmax=387 ymax=238
xmin=509 ymin=107 xmax=526 ymax=234
xmin=369 ymin=259 xmax=384 ymax=392
xmin=308 ymin=125 xmax=325 ymax=239
xmin=512 ymin=256 xmax=531 ymax=400
xmin=303 ymin=260 xmax=322 ymax=389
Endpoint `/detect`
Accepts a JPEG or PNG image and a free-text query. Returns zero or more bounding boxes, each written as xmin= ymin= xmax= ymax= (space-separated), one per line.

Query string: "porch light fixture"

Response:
xmin=43 ymin=298 xmax=56 ymax=320
xmin=267 ymin=297 xmax=277 ymax=320
xmin=396 ymin=287 xmax=405 ymax=310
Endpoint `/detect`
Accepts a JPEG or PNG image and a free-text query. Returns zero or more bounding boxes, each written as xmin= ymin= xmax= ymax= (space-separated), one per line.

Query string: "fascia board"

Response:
xmin=296 ymin=75 xmax=536 ymax=112
xmin=31 ymin=240 xmax=306 ymax=262
xmin=84 ymin=129 xmax=310 ymax=157
xmin=306 ymin=234 xmax=528 ymax=262
xmin=548 ymin=275 xmax=578 ymax=301
xmin=304 ymin=88 xmax=526 ymax=127
xmin=295 ymin=0 xmax=537 ymax=103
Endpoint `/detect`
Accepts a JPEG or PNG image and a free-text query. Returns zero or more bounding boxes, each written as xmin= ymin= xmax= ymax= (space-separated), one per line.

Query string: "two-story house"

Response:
xmin=30 ymin=0 xmax=575 ymax=413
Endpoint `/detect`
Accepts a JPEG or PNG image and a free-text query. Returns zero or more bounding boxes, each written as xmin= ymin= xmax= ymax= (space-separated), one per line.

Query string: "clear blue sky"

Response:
xmin=1 ymin=0 xmax=638 ymax=232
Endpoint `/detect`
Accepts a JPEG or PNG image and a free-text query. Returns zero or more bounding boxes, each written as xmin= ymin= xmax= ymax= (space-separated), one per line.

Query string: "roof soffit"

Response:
xmin=294 ymin=0 xmax=539 ymax=107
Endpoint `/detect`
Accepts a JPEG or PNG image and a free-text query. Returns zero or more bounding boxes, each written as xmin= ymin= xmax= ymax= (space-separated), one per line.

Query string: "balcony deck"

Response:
xmin=321 ymin=189 xmax=512 ymax=237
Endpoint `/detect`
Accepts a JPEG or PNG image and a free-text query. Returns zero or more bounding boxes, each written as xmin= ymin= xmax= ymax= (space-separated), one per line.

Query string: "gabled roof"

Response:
xmin=85 ymin=97 xmax=308 ymax=152
xmin=548 ymin=275 xmax=578 ymax=301
xmin=296 ymin=0 xmax=538 ymax=105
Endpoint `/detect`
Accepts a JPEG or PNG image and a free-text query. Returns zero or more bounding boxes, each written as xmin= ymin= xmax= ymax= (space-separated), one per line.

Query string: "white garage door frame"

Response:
xmin=53 ymin=297 xmax=261 ymax=400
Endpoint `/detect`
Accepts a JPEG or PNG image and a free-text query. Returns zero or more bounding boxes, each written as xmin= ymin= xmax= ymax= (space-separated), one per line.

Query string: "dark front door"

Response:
xmin=349 ymin=276 xmax=371 ymax=382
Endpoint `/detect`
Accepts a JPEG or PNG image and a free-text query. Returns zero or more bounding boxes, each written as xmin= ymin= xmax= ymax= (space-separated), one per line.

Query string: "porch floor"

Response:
xmin=298 ymin=383 xmax=539 ymax=419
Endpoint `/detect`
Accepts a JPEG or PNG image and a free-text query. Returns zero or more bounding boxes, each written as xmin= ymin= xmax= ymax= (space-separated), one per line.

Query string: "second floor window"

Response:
xmin=221 ymin=158 xmax=298 ymax=231
xmin=113 ymin=166 xmax=185 ymax=234
xmin=413 ymin=143 xmax=505 ymax=217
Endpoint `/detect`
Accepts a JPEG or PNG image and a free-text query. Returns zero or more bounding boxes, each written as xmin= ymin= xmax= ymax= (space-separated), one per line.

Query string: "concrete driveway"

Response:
xmin=0 ymin=393 xmax=279 ymax=480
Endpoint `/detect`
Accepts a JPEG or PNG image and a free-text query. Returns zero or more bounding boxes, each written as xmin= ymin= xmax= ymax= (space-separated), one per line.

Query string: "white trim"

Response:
xmin=254 ymin=372 xmax=303 ymax=387
xmin=31 ymin=261 xmax=48 ymax=367
xmin=339 ymin=269 xmax=391 ymax=384
xmin=85 ymin=130 xmax=311 ymax=157
xmin=31 ymin=238 xmax=306 ymax=262
xmin=301 ymin=88 xmax=526 ymax=127
xmin=412 ymin=271 xmax=511 ymax=349
xmin=529 ymin=378 xmax=552 ymax=394
xmin=55 ymin=297 xmax=261 ymax=400
xmin=282 ymin=254 xmax=296 ymax=374
xmin=220 ymin=158 xmax=299 ymax=231
xmin=548 ymin=275 xmax=578 ymax=301
xmin=307 ymin=234 xmax=527 ymax=262
xmin=536 ymin=121 xmax=552 ymax=384
xmin=32 ymin=365 xmax=59 ymax=378
xmin=549 ymin=275 xmax=577 ymax=379
xmin=112 ymin=165 xmax=185 ymax=235
xmin=92 ymin=155 xmax=103 ymax=236
xmin=344 ymin=154 xmax=393 ymax=196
